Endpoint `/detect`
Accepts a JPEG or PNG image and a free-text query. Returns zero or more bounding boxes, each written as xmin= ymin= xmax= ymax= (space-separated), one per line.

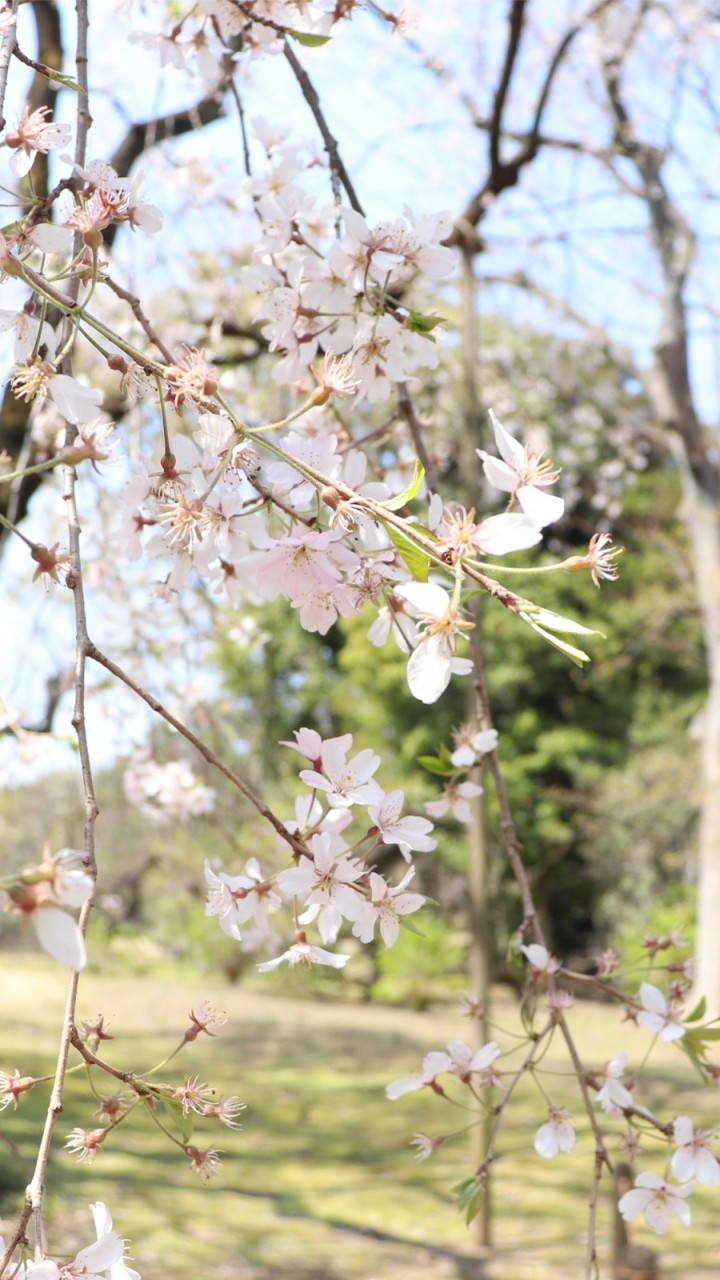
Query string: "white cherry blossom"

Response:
xmin=637 ymin=982 xmax=686 ymax=1041
xmin=299 ymin=738 xmax=383 ymax=808
xmin=618 ymin=1172 xmax=693 ymax=1235
xmin=395 ymin=582 xmax=473 ymax=704
xmin=367 ymin=790 xmax=436 ymax=860
xmin=671 ymin=1116 xmax=720 ymax=1185
xmin=477 ymin=409 xmax=565 ymax=527
xmin=596 ymin=1051 xmax=634 ymax=1114
xmin=534 ymin=1107 xmax=576 ymax=1158
xmin=424 ymin=780 xmax=484 ymax=824
xmin=257 ymin=935 xmax=349 ymax=972
xmin=346 ymin=867 xmax=425 ymax=946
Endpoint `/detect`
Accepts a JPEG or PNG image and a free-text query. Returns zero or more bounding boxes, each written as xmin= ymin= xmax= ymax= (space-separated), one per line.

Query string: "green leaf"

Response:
xmin=161 ymin=1097 xmax=194 ymax=1145
xmin=288 ymin=30 xmax=332 ymax=46
xmin=386 ymin=525 xmax=430 ymax=582
xmin=685 ymin=996 xmax=707 ymax=1023
xmin=417 ymin=754 xmax=456 ymax=777
xmin=453 ymin=1176 xmax=484 ymax=1226
xmin=382 ymin=460 xmax=425 ymax=511
xmin=522 ymin=618 xmax=592 ymax=667
xmin=406 ymin=309 xmax=446 ymax=340
xmin=47 ymin=69 xmax=84 ymax=93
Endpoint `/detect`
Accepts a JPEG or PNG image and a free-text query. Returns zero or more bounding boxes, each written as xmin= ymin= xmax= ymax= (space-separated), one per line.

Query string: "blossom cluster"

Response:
xmin=387 ymin=941 xmax=720 ymax=1236
xmin=205 ymin=728 xmax=430 ymax=968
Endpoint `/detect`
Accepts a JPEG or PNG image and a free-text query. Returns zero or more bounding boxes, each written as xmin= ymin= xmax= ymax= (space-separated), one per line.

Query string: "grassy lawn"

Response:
xmin=1 ymin=956 xmax=718 ymax=1280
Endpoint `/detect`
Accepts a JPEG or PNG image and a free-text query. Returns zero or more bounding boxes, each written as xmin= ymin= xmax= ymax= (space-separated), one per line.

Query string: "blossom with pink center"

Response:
xmin=202 ymin=1097 xmax=247 ymax=1129
xmin=367 ymin=790 xmax=436 ymax=860
xmin=65 ymin=1127 xmax=107 ymax=1163
xmin=276 ymin=832 xmax=363 ymax=944
xmin=7 ymin=848 xmax=93 ymax=970
xmin=299 ymin=738 xmax=383 ymax=808
xmin=346 ymin=867 xmax=425 ymax=947
xmin=185 ymin=1144 xmax=222 ymax=1183
xmin=534 ymin=1107 xmax=576 ymax=1158
xmin=477 ymin=409 xmax=564 ymax=527
xmin=637 ymin=982 xmax=686 ymax=1041
xmin=259 ymin=529 xmax=359 ymax=605
xmin=205 ymin=858 xmax=281 ymax=938
xmin=618 ymin=1172 xmax=693 ymax=1234
xmin=671 ymin=1116 xmax=720 ymax=1185
xmin=4 ymin=106 xmax=71 ymax=177
xmin=444 ymin=1039 xmax=502 ymax=1083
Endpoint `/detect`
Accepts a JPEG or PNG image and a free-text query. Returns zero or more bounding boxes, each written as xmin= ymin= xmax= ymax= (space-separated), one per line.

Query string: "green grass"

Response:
xmin=1 ymin=956 xmax=719 ymax=1280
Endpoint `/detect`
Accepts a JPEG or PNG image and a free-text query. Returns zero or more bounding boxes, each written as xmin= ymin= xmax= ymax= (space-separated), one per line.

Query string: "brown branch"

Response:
xmin=282 ymin=38 xmax=364 ymax=214
xmin=488 ymin=0 xmax=528 ymax=178
xmin=104 ymin=275 xmax=174 ymax=364
xmin=449 ymin=0 xmax=617 ymax=249
xmin=397 ymin=383 xmax=438 ymax=493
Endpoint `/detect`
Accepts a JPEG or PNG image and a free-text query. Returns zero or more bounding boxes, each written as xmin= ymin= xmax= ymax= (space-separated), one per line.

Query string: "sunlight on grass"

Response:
xmin=1 ymin=957 xmax=718 ymax=1279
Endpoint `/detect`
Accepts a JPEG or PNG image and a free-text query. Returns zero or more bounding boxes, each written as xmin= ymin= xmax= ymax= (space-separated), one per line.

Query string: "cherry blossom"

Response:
xmin=7 ymin=849 xmax=93 ymax=970
xmin=424 ymin=780 xmax=484 ymax=825
xmin=534 ymin=1107 xmax=576 ymax=1158
xmin=346 ymin=868 xmax=425 ymax=947
xmin=450 ymin=725 xmax=498 ymax=768
xmin=395 ymin=582 xmax=473 ymax=704
xmin=205 ymin=858 xmax=281 ymax=938
xmin=386 ymin=1039 xmax=500 ymax=1099
xmin=521 ymin=943 xmax=561 ymax=975
xmin=299 ymin=737 xmax=383 ymax=808
xmin=386 ymin=1050 xmax=455 ymax=1100
xmin=618 ymin=1172 xmax=693 ymax=1235
xmin=276 ymin=832 xmax=363 ymax=944
xmin=477 ymin=409 xmax=565 ymax=527
xmin=3 ymin=106 xmax=71 ymax=177
xmin=671 ymin=1116 xmax=720 ymax=1185
xmin=595 ymin=1050 xmax=634 ymax=1115
xmin=367 ymin=790 xmax=437 ymax=859
xmin=124 ymin=752 xmax=216 ymax=823
xmin=637 ymin=982 xmax=686 ymax=1041
xmin=257 ymin=934 xmax=349 ymax=972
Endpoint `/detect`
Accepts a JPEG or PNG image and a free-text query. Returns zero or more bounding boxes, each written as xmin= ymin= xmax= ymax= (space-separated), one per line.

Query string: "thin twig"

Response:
xmin=282 ymin=38 xmax=365 ymax=214
xmin=104 ymin=274 xmax=174 ymax=363
xmin=85 ymin=641 xmax=308 ymax=859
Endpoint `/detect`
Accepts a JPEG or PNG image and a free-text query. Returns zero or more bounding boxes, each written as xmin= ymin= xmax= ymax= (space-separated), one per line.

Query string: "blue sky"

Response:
xmin=1 ymin=0 xmax=718 ymax=781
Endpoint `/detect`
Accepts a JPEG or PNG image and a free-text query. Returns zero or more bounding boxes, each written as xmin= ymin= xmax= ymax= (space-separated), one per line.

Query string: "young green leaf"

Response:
xmin=382 ymin=460 xmax=425 ymax=511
